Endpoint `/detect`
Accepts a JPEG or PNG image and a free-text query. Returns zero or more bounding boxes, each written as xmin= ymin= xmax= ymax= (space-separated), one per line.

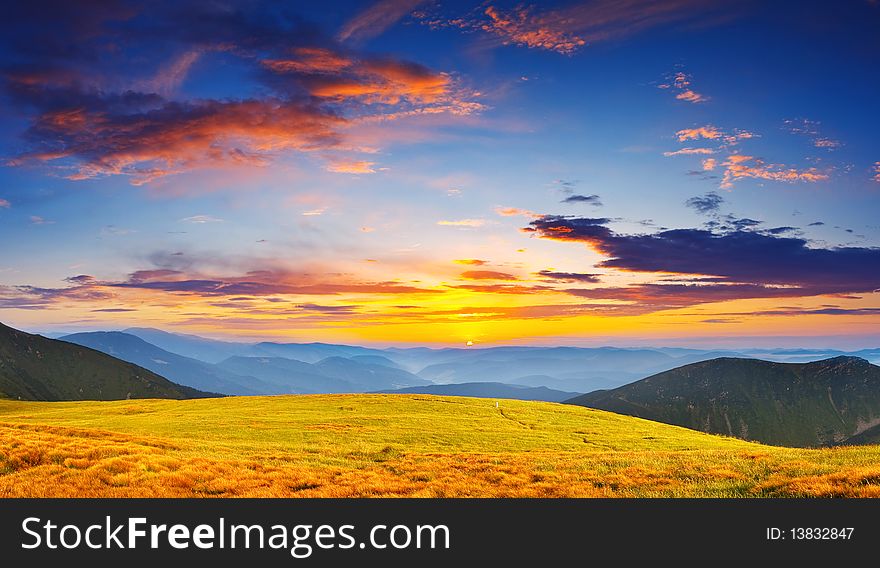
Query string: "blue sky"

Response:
xmin=0 ymin=0 xmax=878 ymax=347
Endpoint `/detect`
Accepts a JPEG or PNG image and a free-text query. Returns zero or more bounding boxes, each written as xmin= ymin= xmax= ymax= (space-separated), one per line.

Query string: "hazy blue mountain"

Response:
xmin=252 ymin=341 xmax=389 ymax=363
xmin=60 ymin=332 xmax=269 ymax=395
xmin=1 ymin=323 xmax=210 ymax=401
xmin=216 ymin=356 xmax=358 ymax=393
xmin=375 ymin=382 xmax=581 ymax=402
xmin=124 ymin=327 xmax=255 ymax=363
xmin=313 ymin=356 xmax=431 ymax=390
xmin=568 ymin=356 xmax=880 ymax=447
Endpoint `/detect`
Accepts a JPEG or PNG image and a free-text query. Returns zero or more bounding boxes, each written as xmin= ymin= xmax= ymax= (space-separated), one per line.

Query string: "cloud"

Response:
xmin=685 ymin=192 xmax=724 ymax=214
xmin=0 ymin=199 xmax=9 ymax=208
xmin=658 ymin=70 xmax=708 ymax=104
xmin=874 ymin=162 xmax=880 ymax=183
xmin=702 ymin=158 xmax=717 ymax=171
xmin=495 ymin=207 xmax=540 ymax=218
xmin=808 ymin=221 xmax=825 ymax=226
xmin=524 ymin=215 xmax=880 ymax=310
xmin=719 ymin=154 xmax=828 ymax=189
xmin=561 ymin=194 xmax=602 ymax=205
xmin=437 ymin=218 xmax=486 ymax=228
xmin=180 ymin=215 xmax=224 ymax=224
xmin=536 ymin=270 xmax=601 ymax=283
xmin=676 ymin=126 xmax=722 ymax=141
xmin=301 ymin=208 xmax=326 ymax=216
xmin=325 ymin=158 xmax=377 ymax=174
xmin=337 ymin=0 xmax=426 ymax=43
xmin=663 ymin=147 xmax=715 ymax=157
xmin=783 ymin=118 xmax=841 ymax=151
xmin=454 ymin=259 xmax=488 ymax=266
xmin=29 ymin=216 xmax=54 ymax=225
xmin=135 ymin=50 xmax=202 ymax=98
xmin=2 ymin=3 xmax=481 ymax=185
xmin=460 ymin=270 xmax=518 ymax=281
xmin=417 ymin=0 xmax=732 ymax=55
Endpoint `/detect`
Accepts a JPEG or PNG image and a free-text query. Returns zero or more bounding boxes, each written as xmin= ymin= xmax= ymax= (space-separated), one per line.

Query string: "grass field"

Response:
xmin=2 ymin=394 xmax=880 ymax=497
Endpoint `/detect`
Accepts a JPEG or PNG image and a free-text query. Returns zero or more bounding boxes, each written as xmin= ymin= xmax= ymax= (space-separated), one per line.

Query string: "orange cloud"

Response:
xmin=480 ymin=6 xmax=586 ymax=55
xmin=660 ymin=71 xmax=709 ymax=104
xmin=460 ymin=270 xmax=518 ymax=281
xmin=325 ymin=158 xmax=378 ymax=174
xmin=454 ymin=259 xmax=488 ymax=266
xmin=495 ymin=206 xmax=540 ymax=218
xmin=304 ymin=58 xmax=450 ymax=105
xmin=719 ymin=155 xmax=829 ymax=189
xmin=702 ymin=158 xmax=717 ymax=171
xmin=418 ymin=1 xmax=730 ymax=55
xmin=676 ymin=126 xmax=722 ymax=141
xmin=261 ymin=47 xmax=353 ymax=74
xmin=24 ymin=99 xmax=345 ymax=185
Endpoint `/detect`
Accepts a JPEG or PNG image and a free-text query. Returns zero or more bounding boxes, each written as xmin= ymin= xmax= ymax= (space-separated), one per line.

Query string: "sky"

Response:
xmin=0 ymin=0 xmax=878 ymax=348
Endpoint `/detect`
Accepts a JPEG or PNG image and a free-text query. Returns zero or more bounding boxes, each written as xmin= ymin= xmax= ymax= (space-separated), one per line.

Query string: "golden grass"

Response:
xmin=2 ymin=394 xmax=880 ymax=497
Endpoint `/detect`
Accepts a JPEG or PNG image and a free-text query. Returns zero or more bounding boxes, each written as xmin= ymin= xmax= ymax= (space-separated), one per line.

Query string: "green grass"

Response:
xmin=2 ymin=394 xmax=880 ymax=497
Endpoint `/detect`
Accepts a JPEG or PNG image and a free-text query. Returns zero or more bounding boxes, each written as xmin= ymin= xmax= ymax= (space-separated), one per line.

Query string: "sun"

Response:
xmin=466 ymin=340 xmax=474 ymax=347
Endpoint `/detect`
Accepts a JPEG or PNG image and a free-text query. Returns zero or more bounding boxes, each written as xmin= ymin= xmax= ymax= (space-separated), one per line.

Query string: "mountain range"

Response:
xmin=0 ymin=322 xmax=210 ymax=401
xmin=567 ymin=356 xmax=880 ymax=447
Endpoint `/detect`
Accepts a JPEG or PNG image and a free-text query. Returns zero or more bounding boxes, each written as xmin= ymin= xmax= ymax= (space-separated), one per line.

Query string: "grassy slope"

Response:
xmin=0 ymin=323 xmax=209 ymax=401
xmin=2 ymin=394 xmax=880 ymax=497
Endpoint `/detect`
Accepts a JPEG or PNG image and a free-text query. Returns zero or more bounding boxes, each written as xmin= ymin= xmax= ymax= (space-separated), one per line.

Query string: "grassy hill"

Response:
xmin=0 ymin=323 xmax=211 ymax=401
xmin=567 ymin=356 xmax=880 ymax=447
xmin=3 ymin=394 xmax=880 ymax=497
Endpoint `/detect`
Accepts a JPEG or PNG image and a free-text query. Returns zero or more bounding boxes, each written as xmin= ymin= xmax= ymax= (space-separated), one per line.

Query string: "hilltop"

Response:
xmin=567 ymin=356 xmax=880 ymax=447
xmin=0 ymin=323 xmax=211 ymax=401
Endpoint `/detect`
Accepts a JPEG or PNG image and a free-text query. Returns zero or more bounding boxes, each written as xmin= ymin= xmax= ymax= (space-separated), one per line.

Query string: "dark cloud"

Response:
xmin=808 ymin=221 xmax=825 ymax=226
xmin=536 ymin=270 xmax=601 ymax=283
xmin=684 ymin=192 xmax=724 ymax=214
xmin=561 ymin=194 xmax=602 ymax=206
xmin=1 ymin=0 xmax=477 ymax=185
xmin=525 ymin=215 xmax=880 ymax=309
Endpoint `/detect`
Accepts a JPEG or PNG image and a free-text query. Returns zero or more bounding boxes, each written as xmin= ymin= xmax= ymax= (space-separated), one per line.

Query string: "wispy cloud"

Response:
xmin=663 ymin=147 xmax=715 ymax=157
xmin=495 ymin=206 xmax=540 ymax=218
xmin=676 ymin=126 xmax=722 ymax=141
xmin=0 ymin=198 xmax=10 ymax=208
xmin=29 ymin=215 xmax=54 ymax=225
xmin=460 ymin=270 xmax=518 ymax=281
xmin=454 ymin=259 xmax=488 ymax=266
xmin=337 ymin=0 xmax=426 ymax=43
xmin=685 ymin=192 xmax=724 ymax=214
xmin=873 ymin=162 xmax=880 ymax=182
xmin=658 ymin=70 xmax=708 ymax=104
xmin=719 ymin=155 xmax=828 ymax=189
xmin=417 ymin=0 xmax=732 ymax=55
xmin=180 ymin=215 xmax=224 ymax=224
xmin=561 ymin=194 xmax=602 ymax=206
xmin=783 ymin=118 xmax=841 ymax=151
xmin=325 ymin=158 xmax=378 ymax=174
xmin=437 ymin=218 xmax=487 ymax=227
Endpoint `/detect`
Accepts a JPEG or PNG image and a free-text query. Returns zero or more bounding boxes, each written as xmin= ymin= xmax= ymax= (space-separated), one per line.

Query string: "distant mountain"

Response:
xmin=376 ymin=382 xmax=581 ymax=402
xmin=312 ymin=356 xmax=430 ymax=390
xmin=0 ymin=322 xmax=209 ymax=401
xmin=253 ymin=342 xmax=389 ymax=364
xmin=123 ymin=327 xmax=254 ymax=363
xmin=60 ymin=332 xmax=269 ymax=395
xmin=567 ymin=356 xmax=880 ymax=447
xmin=216 ymin=356 xmax=357 ymax=394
